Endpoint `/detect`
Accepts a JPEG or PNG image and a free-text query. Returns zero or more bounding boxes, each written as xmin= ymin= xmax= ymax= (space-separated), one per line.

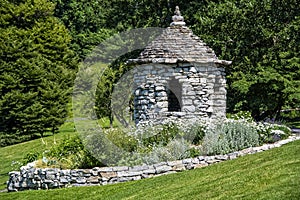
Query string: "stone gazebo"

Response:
xmin=128 ymin=7 xmax=231 ymax=124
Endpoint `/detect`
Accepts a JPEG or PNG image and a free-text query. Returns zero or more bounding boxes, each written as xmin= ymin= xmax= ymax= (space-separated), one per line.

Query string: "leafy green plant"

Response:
xmin=202 ymin=119 xmax=259 ymax=155
xmin=23 ymin=151 xmax=40 ymax=165
xmin=227 ymin=111 xmax=254 ymax=122
xmin=256 ymin=122 xmax=291 ymax=144
xmin=10 ymin=160 xmax=23 ymax=171
xmin=188 ymin=147 xmax=201 ymax=158
xmin=46 ymin=135 xmax=103 ymax=169
xmin=104 ymin=128 xmax=138 ymax=152
xmin=182 ymin=122 xmax=207 ymax=145
xmin=142 ymin=138 xmax=191 ymax=164
xmin=141 ymin=122 xmax=179 ymax=148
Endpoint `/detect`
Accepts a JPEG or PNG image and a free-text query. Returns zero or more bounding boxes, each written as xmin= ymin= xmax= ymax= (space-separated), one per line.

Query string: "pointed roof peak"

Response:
xmin=170 ymin=6 xmax=186 ymax=26
xmin=126 ymin=6 xmax=232 ymax=66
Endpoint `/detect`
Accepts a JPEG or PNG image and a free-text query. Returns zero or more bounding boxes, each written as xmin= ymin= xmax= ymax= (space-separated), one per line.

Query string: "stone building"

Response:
xmin=127 ymin=7 xmax=231 ymax=124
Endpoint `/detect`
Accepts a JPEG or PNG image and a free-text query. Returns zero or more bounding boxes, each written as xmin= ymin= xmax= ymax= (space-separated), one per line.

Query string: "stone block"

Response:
xmin=153 ymin=162 xmax=167 ymax=167
xmin=155 ymin=91 xmax=167 ymax=97
xmin=212 ymin=95 xmax=225 ymax=100
xmin=172 ymin=164 xmax=186 ymax=171
xmin=100 ymin=172 xmax=117 ymax=179
xmin=155 ymin=86 xmax=165 ymax=91
xmin=45 ymin=174 xmax=56 ymax=180
xmin=117 ymin=171 xmax=142 ymax=177
xmin=98 ymin=167 xmax=113 ymax=172
xmin=46 ymin=168 xmax=58 ymax=175
xmin=112 ymin=166 xmax=129 ymax=172
xmin=215 ymin=155 xmax=228 ymax=160
xmin=60 ymin=170 xmax=70 ymax=176
xmin=206 ymin=160 xmax=220 ymax=164
xmin=86 ymin=176 xmax=100 ymax=183
xmin=182 ymin=158 xmax=192 ymax=164
xmin=191 ymin=158 xmax=200 ymax=164
xmin=130 ymin=165 xmax=149 ymax=171
xmin=197 ymin=156 xmax=205 ymax=161
xmin=186 ymin=90 xmax=196 ymax=96
xmin=189 ymin=67 xmax=197 ymax=73
xmin=118 ymin=177 xmax=131 ymax=182
xmin=194 ymin=163 xmax=208 ymax=168
xmin=228 ymin=152 xmax=238 ymax=160
xmin=156 ymin=102 xmax=168 ymax=108
xmin=155 ymin=165 xmax=172 ymax=174
xmin=182 ymin=105 xmax=196 ymax=112
xmin=182 ymin=99 xmax=193 ymax=105
xmin=44 ymin=179 xmax=54 ymax=184
xmin=156 ymin=96 xmax=168 ymax=101
xmin=167 ymin=160 xmax=183 ymax=166
xmin=142 ymin=167 xmax=156 ymax=174
xmin=59 ymin=177 xmax=69 ymax=183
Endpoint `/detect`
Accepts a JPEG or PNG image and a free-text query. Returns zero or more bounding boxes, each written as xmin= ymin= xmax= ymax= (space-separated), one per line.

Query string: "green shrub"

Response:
xmin=188 ymin=147 xmax=201 ymax=158
xmin=132 ymin=118 xmax=208 ymax=149
xmin=104 ymin=128 xmax=138 ymax=152
xmin=0 ymin=132 xmax=37 ymax=147
xmin=23 ymin=151 xmax=40 ymax=165
xmin=227 ymin=111 xmax=253 ymax=122
xmin=141 ymin=122 xmax=179 ymax=148
xmin=83 ymin=128 xmax=134 ymax=166
xmin=256 ymin=122 xmax=291 ymax=144
xmin=18 ymin=117 xmax=292 ymax=169
xmin=202 ymin=119 xmax=259 ymax=155
xmin=182 ymin=122 xmax=207 ymax=145
xmin=142 ymin=138 xmax=191 ymax=164
xmin=45 ymin=135 xmax=103 ymax=169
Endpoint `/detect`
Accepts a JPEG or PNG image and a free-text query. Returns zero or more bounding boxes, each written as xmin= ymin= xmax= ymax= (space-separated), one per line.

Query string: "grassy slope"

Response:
xmin=0 ymin=122 xmax=76 ymax=190
xmin=0 ymin=139 xmax=299 ymax=200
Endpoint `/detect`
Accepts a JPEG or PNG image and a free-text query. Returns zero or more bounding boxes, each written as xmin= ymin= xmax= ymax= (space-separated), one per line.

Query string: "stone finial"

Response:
xmin=174 ymin=6 xmax=181 ymax=16
xmin=170 ymin=6 xmax=186 ymax=26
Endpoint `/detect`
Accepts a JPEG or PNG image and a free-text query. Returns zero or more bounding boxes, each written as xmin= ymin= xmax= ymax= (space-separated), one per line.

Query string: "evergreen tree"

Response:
xmin=0 ymin=0 xmax=77 ymax=146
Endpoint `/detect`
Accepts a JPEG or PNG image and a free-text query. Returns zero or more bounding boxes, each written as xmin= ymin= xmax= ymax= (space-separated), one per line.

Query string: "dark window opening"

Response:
xmin=167 ymin=77 xmax=182 ymax=112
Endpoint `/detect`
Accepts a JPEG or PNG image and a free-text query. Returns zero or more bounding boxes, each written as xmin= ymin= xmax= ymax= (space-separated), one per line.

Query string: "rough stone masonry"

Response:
xmin=7 ymin=135 xmax=300 ymax=192
xmin=127 ymin=6 xmax=232 ymax=124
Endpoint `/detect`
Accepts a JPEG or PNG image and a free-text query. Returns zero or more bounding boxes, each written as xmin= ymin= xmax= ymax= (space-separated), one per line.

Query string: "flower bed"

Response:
xmin=7 ymin=135 xmax=300 ymax=192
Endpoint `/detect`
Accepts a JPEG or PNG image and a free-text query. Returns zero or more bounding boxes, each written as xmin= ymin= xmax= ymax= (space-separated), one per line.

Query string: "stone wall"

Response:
xmin=7 ymin=135 xmax=300 ymax=192
xmin=133 ymin=63 xmax=226 ymax=124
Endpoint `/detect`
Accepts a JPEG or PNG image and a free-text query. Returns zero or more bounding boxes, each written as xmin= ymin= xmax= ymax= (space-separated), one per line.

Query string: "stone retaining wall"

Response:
xmin=7 ymin=135 xmax=300 ymax=192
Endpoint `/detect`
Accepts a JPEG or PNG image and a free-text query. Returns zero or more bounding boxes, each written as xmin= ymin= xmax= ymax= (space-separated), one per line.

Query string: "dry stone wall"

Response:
xmin=133 ymin=63 xmax=226 ymax=124
xmin=7 ymin=135 xmax=300 ymax=192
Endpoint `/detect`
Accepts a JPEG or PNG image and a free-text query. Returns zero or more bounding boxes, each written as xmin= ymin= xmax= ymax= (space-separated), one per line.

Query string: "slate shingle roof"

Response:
xmin=128 ymin=7 xmax=231 ymax=65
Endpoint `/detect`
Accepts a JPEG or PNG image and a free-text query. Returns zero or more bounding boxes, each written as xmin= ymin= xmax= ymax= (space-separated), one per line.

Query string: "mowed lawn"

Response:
xmin=0 ymin=137 xmax=299 ymax=199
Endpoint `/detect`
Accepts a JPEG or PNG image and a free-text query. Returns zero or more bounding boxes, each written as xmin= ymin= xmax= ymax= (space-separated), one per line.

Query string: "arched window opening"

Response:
xmin=167 ymin=77 xmax=182 ymax=112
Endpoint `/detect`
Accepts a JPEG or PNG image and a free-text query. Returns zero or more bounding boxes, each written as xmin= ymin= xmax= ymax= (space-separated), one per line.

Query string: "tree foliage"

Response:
xmin=0 ymin=0 xmax=77 ymax=146
xmin=50 ymin=0 xmax=114 ymax=60
xmin=90 ymin=0 xmax=300 ymax=121
xmin=191 ymin=0 xmax=300 ymax=120
xmin=95 ymin=50 xmax=141 ymax=127
xmin=93 ymin=0 xmax=300 ymax=121
xmin=0 ymin=0 xmax=299 ymax=146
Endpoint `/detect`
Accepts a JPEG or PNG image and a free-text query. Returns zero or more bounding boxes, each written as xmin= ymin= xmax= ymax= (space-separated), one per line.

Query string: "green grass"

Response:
xmin=0 ymin=139 xmax=299 ymax=199
xmin=97 ymin=117 xmax=123 ymax=129
xmin=0 ymin=122 xmax=77 ymax=190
